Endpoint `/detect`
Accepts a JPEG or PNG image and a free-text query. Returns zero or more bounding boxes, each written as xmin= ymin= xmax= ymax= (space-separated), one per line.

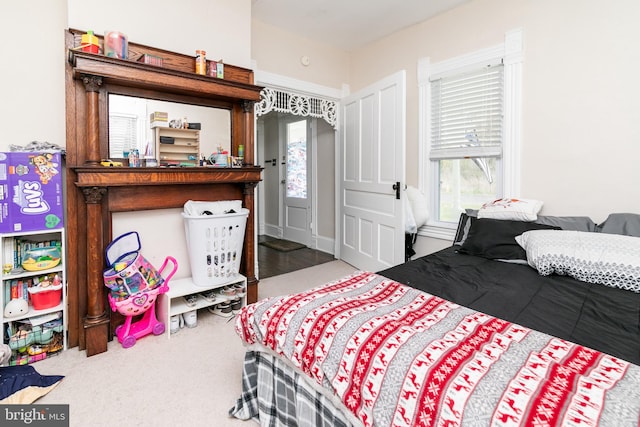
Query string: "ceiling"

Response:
xmin=251 ymin=0 xmax=470 ymax=51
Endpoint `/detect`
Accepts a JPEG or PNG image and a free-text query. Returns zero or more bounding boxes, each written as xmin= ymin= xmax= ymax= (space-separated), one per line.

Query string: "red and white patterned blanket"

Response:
xmin=235 ymin=272 xmax=640 ymax=426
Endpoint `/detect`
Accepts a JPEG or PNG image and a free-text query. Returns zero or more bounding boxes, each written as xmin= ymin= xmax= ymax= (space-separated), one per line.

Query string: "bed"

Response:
xmin=230 ymin=210 xmax=640 ymax=426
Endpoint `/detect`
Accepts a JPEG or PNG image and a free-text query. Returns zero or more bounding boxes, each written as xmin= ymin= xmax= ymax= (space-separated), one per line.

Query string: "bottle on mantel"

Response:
xmin=195 ymin=50 xmax=206 ymax=75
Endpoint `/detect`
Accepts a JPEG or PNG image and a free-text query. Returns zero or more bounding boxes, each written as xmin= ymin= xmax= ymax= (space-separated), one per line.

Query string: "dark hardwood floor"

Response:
xmin=258 ymin=235 xmax=335 ymax=278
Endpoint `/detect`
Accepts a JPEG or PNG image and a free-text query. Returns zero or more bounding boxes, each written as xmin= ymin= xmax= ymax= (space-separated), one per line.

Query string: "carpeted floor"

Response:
xmin=258 ymin=238 xmax=306 ymax=252
xmin=35 ymin=260 xmax=357 ymax=426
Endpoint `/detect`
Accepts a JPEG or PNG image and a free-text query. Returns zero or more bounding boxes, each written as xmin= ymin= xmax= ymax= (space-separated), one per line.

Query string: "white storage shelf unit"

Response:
xmin=1 ymin=228 xmax=67 ymax=365
xmin=157 ymin=274 xmax=246 ymax=338
xmin=155 ymin=127 xmax=200 ymax=167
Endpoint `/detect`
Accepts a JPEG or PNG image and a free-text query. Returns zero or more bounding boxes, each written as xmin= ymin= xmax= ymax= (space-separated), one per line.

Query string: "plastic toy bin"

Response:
xmin=28 ymin=285 xmax=63 ymax=310
xmin=8 ymin=320 xmax=65 ymax=365
xmin=182 ymin=208 xmax=248 ymax=287
xmin=22 ymin=246 xmax=62 ymax=271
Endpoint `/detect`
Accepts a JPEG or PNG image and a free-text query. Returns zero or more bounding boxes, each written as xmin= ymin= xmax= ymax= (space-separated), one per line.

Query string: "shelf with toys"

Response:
xmin=1 ymin=228 xmax=66 ymax=366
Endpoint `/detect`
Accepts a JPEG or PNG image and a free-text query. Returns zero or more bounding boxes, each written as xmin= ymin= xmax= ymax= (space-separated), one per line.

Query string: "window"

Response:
xmin=286 ymin=120 xmax=308 ymax=199
xmin=431 ymin=64 xmax=503 ymax=222
xmin=108 ymin=114 xmax=138 ymax=158
xmin=418 ymin=29 xmax=523 ymax=240
xmin=108 ymin=95 xmax=148 ymax=158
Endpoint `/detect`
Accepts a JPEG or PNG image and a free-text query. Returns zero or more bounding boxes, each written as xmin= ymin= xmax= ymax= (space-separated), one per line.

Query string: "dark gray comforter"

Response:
xmin=380 ymin=247 xmax=640 ymax=365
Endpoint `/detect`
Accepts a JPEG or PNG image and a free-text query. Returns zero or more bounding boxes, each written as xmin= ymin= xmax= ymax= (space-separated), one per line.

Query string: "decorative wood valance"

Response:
xmin=255 ymin=87 xmax=337 ymax=128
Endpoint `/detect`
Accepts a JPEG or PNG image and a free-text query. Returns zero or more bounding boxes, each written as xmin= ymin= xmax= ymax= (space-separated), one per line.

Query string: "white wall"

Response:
xmin=0 ymin=1 xmax=68 ymax=149
xmin=67 ymin=0 xmax=251 ymax=68
xmin=315 ymin=119 xmax=336 ymax=240
xmin=251 ymin=19 xmax=350 ymax=90
xmin=260 ymin=114 xmax=281 ymax=233
xmin=347 ymin=0 xmax=640 ymax=255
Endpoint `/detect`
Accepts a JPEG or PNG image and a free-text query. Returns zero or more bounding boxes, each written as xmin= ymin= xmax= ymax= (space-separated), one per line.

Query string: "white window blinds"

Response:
xmin=109 ymin=114 xmax=138 ymax=157
xmin=430 ymin=64 xmax=504 ymax=160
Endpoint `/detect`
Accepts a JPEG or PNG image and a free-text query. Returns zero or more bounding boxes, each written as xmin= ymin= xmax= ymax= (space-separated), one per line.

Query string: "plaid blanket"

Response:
xmin=234 ymin=271 xmax=640 ymax=426
xmin=230 ymin=350 xmax=356 ymax=427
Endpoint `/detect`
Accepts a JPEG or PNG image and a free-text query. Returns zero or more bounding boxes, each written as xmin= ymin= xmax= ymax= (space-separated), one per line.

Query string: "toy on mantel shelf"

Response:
xmin=207 ymin=145 xmax=229 ymax=167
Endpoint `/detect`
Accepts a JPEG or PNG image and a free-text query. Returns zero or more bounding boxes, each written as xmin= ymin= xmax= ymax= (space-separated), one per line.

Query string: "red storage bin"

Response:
xmin=28 ymin=285 xmax=62 ymax=310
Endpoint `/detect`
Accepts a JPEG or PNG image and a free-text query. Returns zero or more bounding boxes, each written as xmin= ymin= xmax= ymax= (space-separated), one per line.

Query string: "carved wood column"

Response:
xmin=241 ymin=101 xmax=255 ymax=164
xmin=243 ymin=182 xmax=258 ymax=304
xmin=80 ymin=74 xmax=102 ymax=166
xmin=82 ymin=186 xmax=110 ymax=356
xmin=241 ymin=100 xmax=258 ymax=303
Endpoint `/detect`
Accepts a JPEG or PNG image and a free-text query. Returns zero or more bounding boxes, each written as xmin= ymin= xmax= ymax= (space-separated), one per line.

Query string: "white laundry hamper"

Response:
xmin=182 ymin=208 xmax=249 ymax=286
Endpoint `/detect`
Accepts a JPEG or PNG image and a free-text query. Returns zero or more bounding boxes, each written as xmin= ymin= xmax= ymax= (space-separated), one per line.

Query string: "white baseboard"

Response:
xmin=260 ymin=225 xmax=334 ymax=256
xmin=313 ymin=235 xmax=335 ymax=255
xmin=263 ymin=224 xmax=282 ymax=238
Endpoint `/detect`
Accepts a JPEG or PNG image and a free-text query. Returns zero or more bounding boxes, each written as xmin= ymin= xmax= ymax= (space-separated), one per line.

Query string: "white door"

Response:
xmin=339 ymin=71 xmax=406 ymax=271
xmin=283 ymin=118 xmax=311 ymax=245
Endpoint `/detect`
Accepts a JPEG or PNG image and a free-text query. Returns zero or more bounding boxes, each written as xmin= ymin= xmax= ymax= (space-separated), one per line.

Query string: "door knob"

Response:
xmin=392 ymin=182 xmax=400 ymax=200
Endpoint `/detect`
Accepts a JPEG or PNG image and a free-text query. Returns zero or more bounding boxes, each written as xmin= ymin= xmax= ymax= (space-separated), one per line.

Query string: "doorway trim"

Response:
xmin=253 ymin=68 xmax=345 ymax=276
xmin=254 ymin=70 xmax=343 ymax=129
xmin=256 ymin=87 xmax=338 ymax=128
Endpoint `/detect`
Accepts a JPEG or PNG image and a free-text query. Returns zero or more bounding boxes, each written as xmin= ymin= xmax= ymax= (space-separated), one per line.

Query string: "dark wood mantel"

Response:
xmin=70 ymin=50 xmax=261 ymax=102
xmin=73 ymin=166 xmax=263 ymax=188
xmin=64 ymin=29 xmax=263 ymax=356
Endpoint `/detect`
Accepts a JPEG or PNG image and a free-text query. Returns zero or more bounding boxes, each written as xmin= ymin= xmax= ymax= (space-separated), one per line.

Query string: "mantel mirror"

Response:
xmin=108 ymin=94 xmax=231 ymax=162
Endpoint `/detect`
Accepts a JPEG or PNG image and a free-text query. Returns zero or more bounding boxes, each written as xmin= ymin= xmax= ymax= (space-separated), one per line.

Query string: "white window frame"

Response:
xmin=108 ymin=95 xmax=148 ymax=158
xmin=108 ymin=113 xmax=139 ymax=158
xmin=418 ymin=28 xmax=523 ymax=241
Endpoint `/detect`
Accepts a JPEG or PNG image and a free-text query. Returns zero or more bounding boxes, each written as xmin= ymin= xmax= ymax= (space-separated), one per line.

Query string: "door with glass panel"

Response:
xmin=283 ymin=119 xmax=311 ymax=245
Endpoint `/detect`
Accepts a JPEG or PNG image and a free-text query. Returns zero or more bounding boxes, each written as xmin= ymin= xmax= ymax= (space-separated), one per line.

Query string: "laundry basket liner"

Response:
xmin=183 ymin=199 xmax=242 ymax=216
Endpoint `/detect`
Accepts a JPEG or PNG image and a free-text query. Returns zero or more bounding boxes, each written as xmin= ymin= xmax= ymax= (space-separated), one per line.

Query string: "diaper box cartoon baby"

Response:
xmin=0 ymin=152 xmax=63 ymax=232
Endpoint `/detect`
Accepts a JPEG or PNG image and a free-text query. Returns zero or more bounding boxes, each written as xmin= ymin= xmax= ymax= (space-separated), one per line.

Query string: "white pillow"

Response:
xmin=406 ymin=186 xmax=428 ymax=228
xmin=515 ymin=230 xmax=640 ymax=293
xmin=478 ymin=198 xmax=543 ymax=221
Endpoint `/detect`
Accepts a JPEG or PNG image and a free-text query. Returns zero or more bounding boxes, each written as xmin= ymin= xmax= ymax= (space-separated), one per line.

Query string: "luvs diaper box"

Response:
xmin=0 ymin=152 xmax=64 ymax=232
